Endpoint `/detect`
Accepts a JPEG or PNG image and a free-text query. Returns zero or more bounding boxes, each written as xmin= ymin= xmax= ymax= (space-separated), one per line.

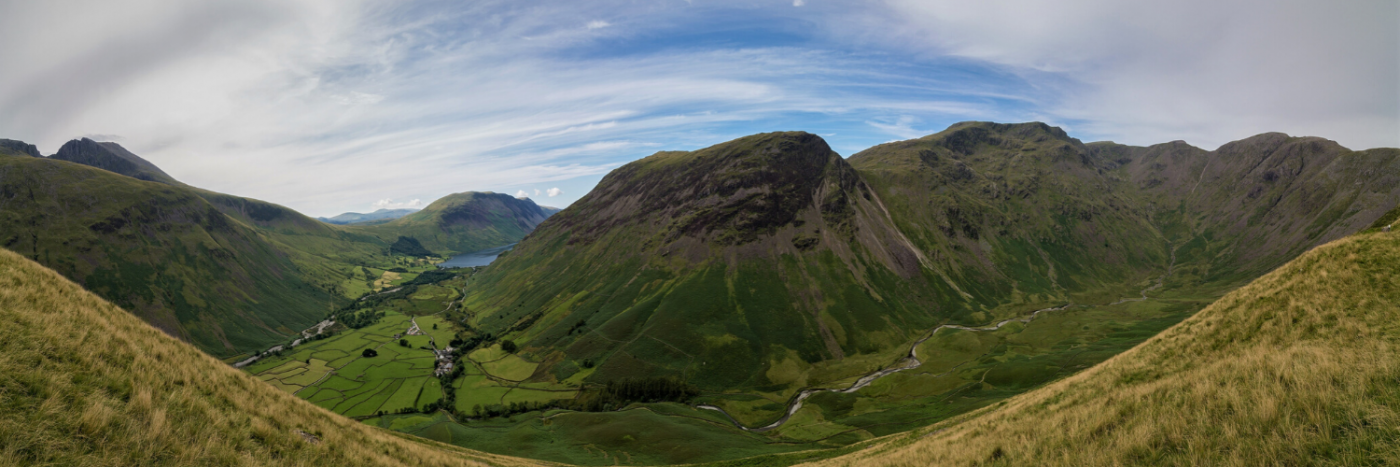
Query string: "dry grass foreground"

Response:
xmin=802 ymin=229 xmax=1400 ymax=466
xmin=0 ymin=248 xmax=555 ymax=467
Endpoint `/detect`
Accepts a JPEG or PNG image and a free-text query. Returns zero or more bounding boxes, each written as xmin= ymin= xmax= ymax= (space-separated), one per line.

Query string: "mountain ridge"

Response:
xmin=319 ymin=208 xmax=421 ymax=225
xmin=49 ymin=137 xmax=182 ymax=185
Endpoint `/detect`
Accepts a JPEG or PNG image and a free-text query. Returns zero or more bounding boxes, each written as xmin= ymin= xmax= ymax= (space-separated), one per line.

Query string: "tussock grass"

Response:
xmin=0 ymin=248 xmax=553 ymax=467
xmin=801 ymin=229 xmax=1400 ymax=466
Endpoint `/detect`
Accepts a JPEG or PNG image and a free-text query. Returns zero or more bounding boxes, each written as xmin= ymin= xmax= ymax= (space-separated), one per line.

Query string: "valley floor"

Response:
xmin=242 ymin=254 xmax=1226 ymax=466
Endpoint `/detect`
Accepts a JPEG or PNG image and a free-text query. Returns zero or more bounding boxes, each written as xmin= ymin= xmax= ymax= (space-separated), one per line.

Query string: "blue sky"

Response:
xmin=1 ymin=0 xmax=1395 ymax=216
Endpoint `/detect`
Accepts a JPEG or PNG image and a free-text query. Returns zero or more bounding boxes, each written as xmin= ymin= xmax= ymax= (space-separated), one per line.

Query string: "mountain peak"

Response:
xmin=935 ymin=121 xmax=1080 ymax=146
xmin=50 ymin=138 xmax=180 ymax=185
xmin=0 ymin=139 xmax=41 ymax=158
xmin=557 ymin=131 xmax=841 ymax=247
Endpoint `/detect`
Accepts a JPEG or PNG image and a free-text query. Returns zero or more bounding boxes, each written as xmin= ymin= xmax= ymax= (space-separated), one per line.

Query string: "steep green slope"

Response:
xmin=2 ymin=138 xmax=559 ymax=358
xmin=805 ymin=222 xmax=1400 ymax=466
xmin=357 ymin=192 xmax=554 ymax=256
xmin=0 ymin=155 xmax=351 ymax=356
xmin=0 ymin=247 xmax=551 ymax=467
xmin=849 ymin=122 xmax=1169 ymax=311
xmin=460 ymin=132 xmax=957 ymax=393
xmin=850 ymin=122 xmax=1400 ymax=309
xmin=1104 ymin=133 xmax=1400 ymax=285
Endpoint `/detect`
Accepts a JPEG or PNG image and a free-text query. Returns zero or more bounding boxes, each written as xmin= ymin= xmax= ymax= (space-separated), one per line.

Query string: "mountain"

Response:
xmin=319 ymin=208 xmax=420 ymax=225
xmin=0 ymin=138 xmax=40 ymax=157
xmin=0 ymin=153 xmax=361 ymax=356
xmin=0 ymin=139 xmax=552 ymax=358
xmin=461 ymin=123 xmax=1399 ymax=401
xmin=848 ymin=122 xmax=1170 ymax=309
xmin=460 ymin=132 xmax=957 ymax=391
xmin=49 ymin=137 xmax=182 ymax=185
xmin=0 ymin=247 xmax=544 ymax=467
xmin=357 ymin=192 xmax=555 ymax=256
xmin=1106 ymin=131 xmax=1400 ymax=284
xmin=808 ymin=223 xmax=1400 ymax=466
xmin=849 ymin=121 xmax=1399 ymax=303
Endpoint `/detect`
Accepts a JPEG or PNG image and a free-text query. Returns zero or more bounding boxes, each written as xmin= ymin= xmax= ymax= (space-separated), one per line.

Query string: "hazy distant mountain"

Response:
xmin=317 ymin=208 xmax=420 ymax=225
xmin=359 ymin=192 xmax=555 ymax=256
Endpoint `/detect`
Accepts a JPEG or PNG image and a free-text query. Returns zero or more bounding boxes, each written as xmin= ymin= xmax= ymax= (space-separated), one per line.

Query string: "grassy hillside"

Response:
xmin=0 ymin=138 xmax=558 ymax=358
xmin=849 ymin=122 xmax=1169 ymax=311
xmin=0 ymin=247 xmax=555 ymax=466
xmin=849 ymin=122 xmax=1400 ymax=313
xmin=802 ymin=226 xmax=1400 ymax=466
xmin=0 ymin=155 xmax=354 ymax=356
xmin=1106 ymin=132 xmax=1400 ymax=287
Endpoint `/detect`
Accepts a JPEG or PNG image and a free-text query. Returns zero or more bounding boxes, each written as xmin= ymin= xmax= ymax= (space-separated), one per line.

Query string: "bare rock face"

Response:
xmin=0 ymin=139 xmax=40 ymax=158
xmin=50 ymin=138 xmax=180 ymax=185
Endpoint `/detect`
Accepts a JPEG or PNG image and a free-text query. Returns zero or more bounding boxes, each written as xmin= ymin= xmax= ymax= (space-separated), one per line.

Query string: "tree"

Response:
xmin=399 ymin=339 xmax=408 ymax=347
xmin=362 ymin=348 xmax=378 ymax=358
xmin=500 ymin=340 xmax=517 ymax=353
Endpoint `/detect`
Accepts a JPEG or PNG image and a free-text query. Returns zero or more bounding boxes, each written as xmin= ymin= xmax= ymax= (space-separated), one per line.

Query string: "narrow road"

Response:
xmin=234 ymin=319 xmax=337 ymax=368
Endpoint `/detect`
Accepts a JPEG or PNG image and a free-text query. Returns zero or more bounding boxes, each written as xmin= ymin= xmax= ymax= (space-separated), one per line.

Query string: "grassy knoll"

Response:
xmin=0 ymin=247 xmax=549 ymax=466
xmin=800 ymin=228 xmax=1400 ymax=466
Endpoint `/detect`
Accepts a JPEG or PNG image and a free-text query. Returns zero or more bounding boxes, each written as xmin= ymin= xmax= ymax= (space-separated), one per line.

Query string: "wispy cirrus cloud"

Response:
xmin=0 ymin=0 xmax=1391 ymax=216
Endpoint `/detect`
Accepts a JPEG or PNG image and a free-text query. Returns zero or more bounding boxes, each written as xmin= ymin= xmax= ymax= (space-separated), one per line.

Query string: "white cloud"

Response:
xmin=515 ymin=190 xmax=529 ymax=198
xmin=586 ymin=20 xmax=610 ymax=30
xmin=546 ymin=187 xmax=563 ymax=197
xmin=370 ymin=198 xmax=422 ymax=210
xmin=873 ymin=0 xmax=1399 ymax=149
xmin=1 ymin=0 xmax=1390 ymax=218
xmin=792 ymin=0 xmax=806 ymax=6
xmin=534 ymin=189 xmax=541 ymax=197
xmin=866 ymin=115 xmax=928 ymax=140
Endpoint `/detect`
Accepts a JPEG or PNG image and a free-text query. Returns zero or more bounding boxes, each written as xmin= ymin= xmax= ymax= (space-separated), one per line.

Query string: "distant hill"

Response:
xmin=49 ymin=137 xmax=182 ymax=185
xmin=0 ymin=247 xmax=546 ymax=466
xmin=355 ymin=192 xmax=555 ymax=256
xmin=318 ymin=208 xmax=420 ymax=225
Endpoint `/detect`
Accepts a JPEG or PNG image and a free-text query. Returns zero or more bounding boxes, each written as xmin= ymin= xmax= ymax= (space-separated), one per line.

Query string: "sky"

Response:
xmin=1 ymin=0 xmax=1395 ymax=216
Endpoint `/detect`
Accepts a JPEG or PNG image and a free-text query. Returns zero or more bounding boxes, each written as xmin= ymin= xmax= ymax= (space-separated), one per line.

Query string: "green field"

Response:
xmin=249 ymin=309 xmax=449 ymax=417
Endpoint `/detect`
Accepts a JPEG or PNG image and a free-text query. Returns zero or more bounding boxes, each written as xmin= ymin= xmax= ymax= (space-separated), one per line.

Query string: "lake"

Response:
xmin=438 ymin=243 xmax=516 ymax=268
